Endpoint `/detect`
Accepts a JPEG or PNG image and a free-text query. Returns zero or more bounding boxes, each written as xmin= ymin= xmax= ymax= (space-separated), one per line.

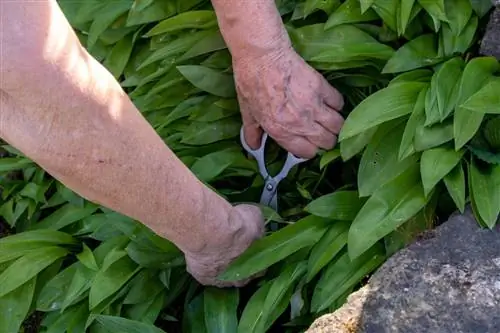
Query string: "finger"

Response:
xmin=275 ymin=135 xmax=318 ymax=159
xmin=306 ymin=122 xmax=338 ymax=150
xmin=321 ymin=80 xmax=344 ymax=111
xmin=315 ymin=104 xmax=345 ymax=135
xmin=241 ymin=110 xmax=263 ymax=150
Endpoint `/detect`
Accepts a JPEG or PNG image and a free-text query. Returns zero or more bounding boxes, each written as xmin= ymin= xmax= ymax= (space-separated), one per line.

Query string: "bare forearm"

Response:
xmin=210 ymin=0 xmax=292 ymax=60
xmin=0 ymin=0 xmax=231 ymax=254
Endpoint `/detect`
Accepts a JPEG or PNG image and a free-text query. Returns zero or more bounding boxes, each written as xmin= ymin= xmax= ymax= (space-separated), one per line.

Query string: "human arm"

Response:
xmin=0 ymin=0 xmax=263 ymax=287
xmin=210 ymin=0 xmax=346 ymax=158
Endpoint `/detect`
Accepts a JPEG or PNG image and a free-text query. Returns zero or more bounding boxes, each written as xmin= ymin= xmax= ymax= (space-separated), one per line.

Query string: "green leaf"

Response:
xmin=340 ymin=126 xmax=378 ymax=161
xmin=359 ymin=0 xmax=376 ymax=12
xmin=470 ymin=0 xmax=493 ymax=17
xmin=319 ymin=149 xmax=341 ymax=169
xmin=0 ymin=229 xmax=76 ymax=263
xmin=191 ymin=148 xmax=243 ymax=182
xmin=418 ymin=0 xmax=447 ymax=22
xmin=454 ymin=57 xmax=499 ymax=149
xmin=325 ymin=0 xmax=379 ymax=29
xmin=459 ymin=78 xmax=500 ymax=115
xmin=425 ymin=57 xmax=464 ymax=125
xmin=306 ymin=221 xmax=350 ymax=282
xmin=420 ymin=146 xmax=465 ymax=196
xmin=382 ymin=34 xmax=440 ymax=73
xmin=399 ymin=86 xmax=427 ymax=160
xmin=304 ymin=190 xmax=366 ymax=220
xmin=219 ymin=215 xmax=331 ymax=281
xmin=203 ymin=288 xmax=239 ymax=333
xmin=103 ymin=33 xmax=135 ymax=79
xmin=371 ymin=0 xmax=399 ymax=32
xmin=177 ymin=65 xmax=236 ymax=98
xmin=87 ymin=1 xmax=133 ymax=49
xmin=0 ymin=157 xmax=33 ymax=172
xmin=444 ymin=0 xmax=472 ymax=35
xmin=469 ymin=159 xmax=500 ymax=228
xmin=389 ymin=69 xmax=433 ymax=86
xmin=399 ymin=0 xmax=417 ymax=36
xmin=237 ymin=283 xmax=271 ymax=333
xmin=358 ymin=119 xmax=420 ymax=197
xmin=348 ymin=163 xmax=429 ymax=259
xmin=339 ymin=82 xmax=427 ymax=140
xmin=31 ymin=202 xmax=99 ymax=230
xmin=89 ymin=253 xmax=139 ymax=310
xmin=311 ymin=244 xmax=386 ymax=312
xmin=124 ymin=270 xmax=164 ymax=305
xmin=76 ymin=243 xmax=99 ymax=271
xmin=443 ymin=162 xmax=466 ymax=213
xmin=145 ymin=11 xmax=217 ymax=36
xmin=60 ymin=263 xmax=95 ymax=311
xmin=94 ymin=315 xmax=166 ymax=333
xmin=414 ymin=118 xmax=454 ymax=151
xmin=0 ymin=246 xmax=68 ymax=298
xmin=183 ymin=292 xmax=207 ymax=333
xmin=0 ymin=277 xmax=36 ymax=333
xmin=36 ymin=263 xmax=78 ymax=311
xmin=181 ymin=118 xmax=240 ymax=145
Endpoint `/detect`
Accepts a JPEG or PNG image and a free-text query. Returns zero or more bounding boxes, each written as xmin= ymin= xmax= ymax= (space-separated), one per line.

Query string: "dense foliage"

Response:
xmin=1 ymin=0 xmax=500 ymax=332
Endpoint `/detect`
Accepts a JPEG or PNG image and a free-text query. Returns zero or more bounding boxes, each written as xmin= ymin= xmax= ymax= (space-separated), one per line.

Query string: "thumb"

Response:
xmin=241 ymin=110 xmax=263 ymax=150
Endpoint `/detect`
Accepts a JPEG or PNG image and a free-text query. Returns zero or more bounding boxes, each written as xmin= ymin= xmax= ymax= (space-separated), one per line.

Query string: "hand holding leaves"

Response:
xmin=233 ymin=49 xmax=345 ymax=159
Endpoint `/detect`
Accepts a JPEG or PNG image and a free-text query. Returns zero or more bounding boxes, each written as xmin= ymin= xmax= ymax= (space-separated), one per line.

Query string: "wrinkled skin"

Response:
xmin=185 ymin=204 xmax=265 ymax=287
xmin=234 ymin=48 xmax=345 ymax=159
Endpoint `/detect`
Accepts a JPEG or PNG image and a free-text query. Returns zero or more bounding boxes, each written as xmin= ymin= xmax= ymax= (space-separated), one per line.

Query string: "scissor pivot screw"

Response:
xmin=266 ymin=184 xmax=274 ymax=191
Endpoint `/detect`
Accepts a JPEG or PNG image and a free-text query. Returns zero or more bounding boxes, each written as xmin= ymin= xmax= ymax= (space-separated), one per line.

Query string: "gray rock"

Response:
xmin=480 ymin=7 xmax=500 ymax=59
xmin=306 ymin=208 xmax=500 ymax=333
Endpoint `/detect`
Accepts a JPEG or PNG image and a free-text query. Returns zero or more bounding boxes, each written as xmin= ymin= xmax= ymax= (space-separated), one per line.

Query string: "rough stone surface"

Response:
xmin=480 ymin=7 xmax=500 ymax=59
xmin=306 ymin=208 xmax=500 ymax=333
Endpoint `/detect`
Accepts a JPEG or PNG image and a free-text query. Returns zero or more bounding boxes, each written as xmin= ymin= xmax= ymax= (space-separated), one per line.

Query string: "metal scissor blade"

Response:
xmin=259 ymin=178 xmax=278 ymax=210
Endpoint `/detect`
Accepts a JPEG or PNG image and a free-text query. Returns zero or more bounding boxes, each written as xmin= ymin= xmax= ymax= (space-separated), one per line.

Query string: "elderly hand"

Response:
xmin=184 ymin=204 xmax=265 ymax=287
xmin=233 ymin=47 xmax=345 ymax=159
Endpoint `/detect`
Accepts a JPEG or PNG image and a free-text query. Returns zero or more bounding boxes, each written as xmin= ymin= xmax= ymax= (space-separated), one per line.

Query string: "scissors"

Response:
xmin=240 ymin=126 xmax=308 ymax=212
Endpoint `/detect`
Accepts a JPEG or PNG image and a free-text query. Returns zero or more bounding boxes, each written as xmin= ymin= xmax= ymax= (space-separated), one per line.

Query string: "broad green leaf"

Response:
xmin=399 ymin=0 xmax=417 ymax=35
xmin=191 ymin=148 xmax=242 ymax=182
xmin=94 ymin=315 xmax=166 ymax=333
xmin=340 ymin=126 xmax=378 ymax=161
xmin=469 ymin=159 xmax=500 ymax=228
xmin=0 ymin=246 xmax=68 ymax=298
xmin=399 ymin=86 xmax=427 ymax=160
xmin=371 ymin=0 xmax=399 ymax=32
xmin=183 ymin=292 xmax=207 ymax=333
xmin=203 ymin=288 xmax=239 ymax=333
xmin=359 ymin=0 xmax=376 ymax=12
xmin=124 ymin=270 xmax=164 ymax=305
xmin=454 ymin=57 xmax=499 ymax=149
xmin=89 ymin=254 xmax=139 ymax=310
xmin=126 ymin=0 xmax=176 ymax=26
xmin=181 ymin=117 xmax=241 ymax=145
xmin=325 ymin=0 xmax=379 ymax=29
xmin=36 ymin=263 xmax=78 ymax=311
xmin=425 ymin=57 xmax=464 ymax=125
xmin=61 ymin=264 xmax=96 ymax=311
xmin=311 ymin=244 xmax=386 ymax=312
xmin=42 ymin=301 xmax=88 ymax=333
xmin=155 ymin=96 xmax=207 ymax=130
xmin=103 ymin=33 xmax=135 ymax=79
xmin=237 ymin=283 xmax=272 ymax=333
xmin=303 ymin=0 xmax=341 ymax=16
xmin=259 ymin=261 xmax=307 ymax=331
xmin=219 ymin=215 xmax=331 ymax=281
xmin=319 ymin=149 xmax=341 ymax=169
xmin=304 ymin=190 xmax=366 ymax=220
xmin=125 ymin=290 xmax=165 ymax=324
xmin=420 ymin=146 xmax=465 ymax=196
xmin=0 ymin=277 xmax=36 ymax=333
xmin=417 ymin=0 xmax=447 ymax=22
xmin=0 ymin=157 xmax=33 ymax=172
xmin=358 ymin=119 xmax=420 ymax=197
xmin=0 ymin=229 xmax=75 ymax=263
xmin=470 ymin=0 xmax=493 ymax=17
xmin=31 ymin=202 xmax=99 ymax=230
xmin=177 ymin=65 xmax=236 ymax=98
xmin=414 ymin=118 xmax=454 ymax=151
xmin=87 ymin=1 xmax=133 ymax=49
xmin=145 ymin=11 xmax=217 ymax=36
xmin=307 ymin=221 xmax=350 ymax=281
xmin=310 ymin=43 xmax=394 ymax=63
xmin=180 ymin=30 xmax=227 ymax=61
xmin=339 ymin=82 xmax=427 ymax=140
xmin=382 ymin=34 xmax=441 ymax=73
xmin=443 ymin=162 xmax=466 ymax=213
xmin=444 ymin=0 xmax=472 ymax=35
xmin=390 ymin=69 xmax=433 ymax=86
xmin=459 ymin=77 xmax=500 ymax=115
xmin=76 ymin=243 xmax=99 ymax=271
xmin=348 ymin=164 xmax=430 ymax=259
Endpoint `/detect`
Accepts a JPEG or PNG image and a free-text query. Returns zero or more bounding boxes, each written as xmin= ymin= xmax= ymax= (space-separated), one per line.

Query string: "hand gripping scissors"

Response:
xmin=240 ymin=126 xmax=308 ymax=211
